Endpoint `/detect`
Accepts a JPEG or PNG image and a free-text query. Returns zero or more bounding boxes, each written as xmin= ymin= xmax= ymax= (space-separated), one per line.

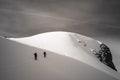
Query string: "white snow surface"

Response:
xmin=9 ymin=31 xmax=120 ymax=79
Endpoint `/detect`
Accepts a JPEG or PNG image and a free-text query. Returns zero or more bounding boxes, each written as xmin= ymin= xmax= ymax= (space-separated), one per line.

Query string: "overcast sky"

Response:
xmin=0 ymin=0 xmax=120 ymax=71
xmin=0 ymin=0 xmax=120 ymax=38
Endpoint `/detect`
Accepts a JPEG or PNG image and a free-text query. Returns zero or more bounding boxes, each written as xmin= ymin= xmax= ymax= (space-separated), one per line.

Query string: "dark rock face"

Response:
xmin=99 ymin=44 xmax=117 ymax=71
xmin=92 ymin=43 xmax=117 ymax=71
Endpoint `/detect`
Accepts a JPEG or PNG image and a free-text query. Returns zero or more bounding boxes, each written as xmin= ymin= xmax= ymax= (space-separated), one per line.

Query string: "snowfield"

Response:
xmin=0 ymin=31 xmax=119 ymax=80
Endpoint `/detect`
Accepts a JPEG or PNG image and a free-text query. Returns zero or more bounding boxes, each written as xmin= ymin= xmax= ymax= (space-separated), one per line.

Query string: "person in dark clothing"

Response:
xmin=43 ymin=52 xmax=47 ymax=58
xmin=99 ymin=44 xmax=117 ymax=71
xmin=34 ymin=53 xmax=37 ymax=60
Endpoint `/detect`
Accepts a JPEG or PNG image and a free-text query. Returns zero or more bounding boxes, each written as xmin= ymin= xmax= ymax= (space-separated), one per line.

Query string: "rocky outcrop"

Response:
xmin=92 ymin=43 xmax=117 ymax=71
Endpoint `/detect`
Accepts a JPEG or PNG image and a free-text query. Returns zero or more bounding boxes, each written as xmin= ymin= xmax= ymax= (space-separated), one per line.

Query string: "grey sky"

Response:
xmin=0 ymin=0 xmax=120 ymax=38
xmin=1 ymin=0 xmax=120 ymax=73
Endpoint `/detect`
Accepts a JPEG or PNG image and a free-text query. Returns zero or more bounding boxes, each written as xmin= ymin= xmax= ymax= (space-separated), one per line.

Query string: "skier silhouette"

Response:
xmin=34 ymin=53 xmax=37 ymax=60
xmin=43 ymin=52 xmax=47 ymax=58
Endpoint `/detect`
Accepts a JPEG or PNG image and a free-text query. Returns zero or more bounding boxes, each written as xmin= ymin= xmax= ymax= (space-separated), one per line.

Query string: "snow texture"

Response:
xmin=1 ymin=31 xmax=118 ymax=80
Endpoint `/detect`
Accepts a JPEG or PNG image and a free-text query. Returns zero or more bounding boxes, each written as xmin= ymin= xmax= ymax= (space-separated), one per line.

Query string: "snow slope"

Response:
xmin=8 ymin=31 xmax=120 ymax=79
xmin=0 ymin=35 xmax=118 ymax=80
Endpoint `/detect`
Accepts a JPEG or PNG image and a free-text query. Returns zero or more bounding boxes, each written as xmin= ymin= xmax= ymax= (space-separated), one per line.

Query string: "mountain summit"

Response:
xmin=9 ymin=31 xmax=117 ymax=71
xmin=8 ymin=31 xmax=119 ymax=79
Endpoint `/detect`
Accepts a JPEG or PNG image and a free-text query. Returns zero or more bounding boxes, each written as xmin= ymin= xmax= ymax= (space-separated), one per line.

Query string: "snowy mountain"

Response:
xmin=0 ymin=31 xmax=119 ymax=80
xmin=9 ymin=31 xmax=117 ymax=70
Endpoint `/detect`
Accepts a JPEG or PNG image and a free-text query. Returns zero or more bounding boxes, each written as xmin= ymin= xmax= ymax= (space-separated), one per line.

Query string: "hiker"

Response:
xmin=34 ymin=53 xmax=38 ymax=60
xmin=43 ymin=52 xmax=47 ymax=58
